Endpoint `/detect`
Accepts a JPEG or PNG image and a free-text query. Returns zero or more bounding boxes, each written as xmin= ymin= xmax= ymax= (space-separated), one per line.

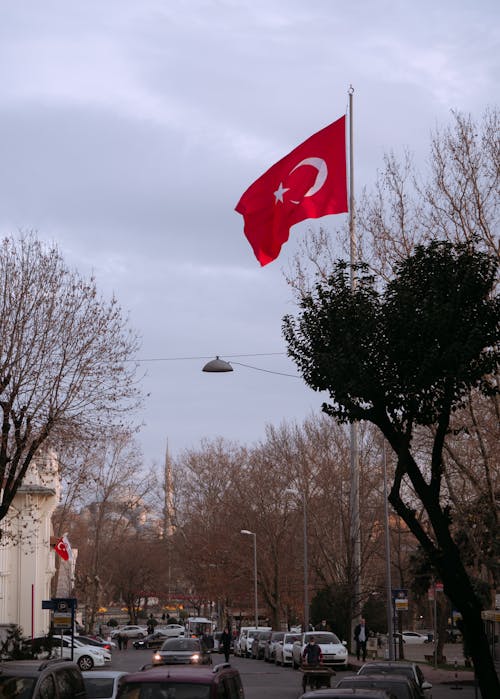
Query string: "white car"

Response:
xmin=155 ymin=624 xmax=185 ymax=637
xmin=275 ymin=632 xmax=302 ymax=666
xmin=110 ymin=624 xmax=147 ymax=639
xmin=31 ymin=635 xmax=112 ymax=671
xmin=400 ymin=630 xmax=430 ymax=644
xmin=234 ymin=626 xmax=271 ymax=657
xmin=292 ymin=631 xmax=348 ymax=669
xmin=82 ymin=670 xmax=129 ymax=699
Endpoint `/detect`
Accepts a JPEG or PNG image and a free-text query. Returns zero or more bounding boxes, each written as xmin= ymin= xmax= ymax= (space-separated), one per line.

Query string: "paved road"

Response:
xmin=107 ymin=645 xmax=481 ymax=698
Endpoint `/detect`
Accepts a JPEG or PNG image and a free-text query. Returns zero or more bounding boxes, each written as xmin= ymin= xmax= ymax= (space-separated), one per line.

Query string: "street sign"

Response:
xmin=42 ymin=598 xmax=77 ymax=628
xmin=392 ymin=588 xmax=408 ymax=611
xmin=53 ymin=612 xmax=72 ymax=628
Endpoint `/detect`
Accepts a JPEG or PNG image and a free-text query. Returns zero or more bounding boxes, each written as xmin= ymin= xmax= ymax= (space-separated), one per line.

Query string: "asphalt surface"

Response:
xmin=107 ymin=643 xmax=482 ymax=698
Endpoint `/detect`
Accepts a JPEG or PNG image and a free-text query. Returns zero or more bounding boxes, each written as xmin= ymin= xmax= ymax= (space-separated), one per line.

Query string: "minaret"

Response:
xmin=163 ymin=442 xmax=175 ymax=538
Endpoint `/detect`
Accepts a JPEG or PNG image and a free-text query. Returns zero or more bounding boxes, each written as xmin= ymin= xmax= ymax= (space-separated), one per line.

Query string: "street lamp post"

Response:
xmin=285 ymin=489 xmax=309 ymax=632
xmin=241 ymin=529 xmax=258 ymax=629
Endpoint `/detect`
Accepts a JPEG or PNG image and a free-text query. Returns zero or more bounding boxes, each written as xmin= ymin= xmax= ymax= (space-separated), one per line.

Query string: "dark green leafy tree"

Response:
xmin=283 ymin=240 xmax=499 ymax=696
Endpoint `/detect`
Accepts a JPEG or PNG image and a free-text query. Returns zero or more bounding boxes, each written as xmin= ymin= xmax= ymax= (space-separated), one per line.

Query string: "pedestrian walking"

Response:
xmin=220 ymin=627 xmax=232 ymax=663
xmin=117 ymin=633 xmax=123 ymax=651
xmin=354 ymin=618 xmax=370 ymax=661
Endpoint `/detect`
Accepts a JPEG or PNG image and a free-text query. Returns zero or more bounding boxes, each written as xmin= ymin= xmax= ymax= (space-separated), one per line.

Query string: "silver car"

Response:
xmin=82 ymin=670 xmax=129 ymax=699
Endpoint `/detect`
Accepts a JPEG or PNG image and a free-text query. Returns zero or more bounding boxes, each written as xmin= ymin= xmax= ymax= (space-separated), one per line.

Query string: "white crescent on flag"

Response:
xmin=289 ymin=157 xmax=328 ymax=203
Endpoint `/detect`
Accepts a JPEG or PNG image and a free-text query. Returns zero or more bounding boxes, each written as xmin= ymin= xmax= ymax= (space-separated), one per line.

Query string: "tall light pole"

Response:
xmin=241 ymin=529 xmax=258 ymax=629
xmin=285 ymin=488 xmax=309 ymax=631
xmin=348 ymin=86 xmax=362 ymax=638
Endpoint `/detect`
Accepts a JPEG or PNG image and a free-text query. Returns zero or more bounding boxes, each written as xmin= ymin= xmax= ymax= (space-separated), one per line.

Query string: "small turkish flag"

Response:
xmin=55 ymin=534 xmax=73 ymax=561
xmin=235 ymin=115 xmax=348 ymax=266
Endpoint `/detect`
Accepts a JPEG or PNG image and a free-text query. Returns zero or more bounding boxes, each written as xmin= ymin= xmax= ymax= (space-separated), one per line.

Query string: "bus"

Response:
xmin=186 ymin=616 xmax=215 ymax=638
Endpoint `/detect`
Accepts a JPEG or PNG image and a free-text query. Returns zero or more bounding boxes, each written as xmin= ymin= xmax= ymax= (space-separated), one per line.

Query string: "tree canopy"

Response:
xmin=283 ymin=238 xmax=499 ymax=695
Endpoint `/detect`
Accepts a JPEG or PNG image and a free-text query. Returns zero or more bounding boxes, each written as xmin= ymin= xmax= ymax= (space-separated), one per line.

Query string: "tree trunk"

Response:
xmin=388 ymin=448 xmax=500 ymax=697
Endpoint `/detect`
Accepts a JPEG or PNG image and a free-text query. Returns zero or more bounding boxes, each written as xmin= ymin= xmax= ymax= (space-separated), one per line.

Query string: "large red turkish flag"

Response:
xmin=235 ymin=116 xmax=348 ymax=266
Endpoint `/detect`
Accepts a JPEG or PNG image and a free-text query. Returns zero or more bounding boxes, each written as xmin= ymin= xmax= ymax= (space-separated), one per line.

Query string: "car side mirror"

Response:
xmin=422 ymin=681 xmax=432 ymax=689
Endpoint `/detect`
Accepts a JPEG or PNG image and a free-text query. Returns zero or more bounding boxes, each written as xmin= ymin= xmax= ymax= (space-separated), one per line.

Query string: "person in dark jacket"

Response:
xmin=354 ymin=618 xmax=370 ymax=661
xmin=220 ymin=627 xmax=232 ymax=662
xmin=302 ymin=637 xmax=323 ymax=666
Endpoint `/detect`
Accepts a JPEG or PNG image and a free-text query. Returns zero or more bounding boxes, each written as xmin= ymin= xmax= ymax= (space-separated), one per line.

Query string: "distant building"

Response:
xmin=0 ymin=451 xmax=60 ymax=638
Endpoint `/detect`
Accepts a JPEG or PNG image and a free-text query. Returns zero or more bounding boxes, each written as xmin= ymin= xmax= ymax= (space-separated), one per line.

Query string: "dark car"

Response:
xmin=75 ymin=635 xmax=115 ymax=652
xmin=300 ymin=690 xmax=394 ymax=699
xmin=133 ymin=630 xmax=171 ymax=650
xmin=116 ymin=662 xmax=244 ymax=698
xmin=336 ymin=674 xmax=422 ymax=699
xmin=357 ymin=662 xmax=432 ymax=698
xmin=152 ymin=636 xmax=211 ymax=665
xmin=0 ymin=659 xmax=86 ymax=698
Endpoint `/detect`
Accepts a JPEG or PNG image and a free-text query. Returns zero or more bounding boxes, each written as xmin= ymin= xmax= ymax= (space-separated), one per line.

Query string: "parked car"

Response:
xmin=75 ymin=635 xmax=116 ymax=652
xmin=234 ymin=626 xmax=271 ymax=658
xmin=275 ymin=632 xmax=302 ymax=666
xmin=0 ymin=659 xmax=86 ymax=698
xmin=300 ymin=690 xmax=393 ymax=699
xmin=335 ymin=673 xmax=422 ymax=699
xmin=110 ymin=625 xmax=147 ymax=639
xmin=358 ymin=662 xmax=432 ymax=698
xmin=292 ymin=632 xmax=348 ymax=669
xmin=25 ymin=635 xmax=111 ymax=671
xmin=132 ymin=630 xmax=172 ymax=650
xmin=152 ymin=637 xmax=212 ymax=666
xmin=116 ymin=662 xmax=244 ymax=698
xmin=264 ymin=631 xmax=285 ymax=662
xmin=82 ymin=670 xmax=129 ymax=699
xmin=251 ymin=630 xmax=272 ymax=659
xmin=397 ymin=632 xmax=429 ymax=645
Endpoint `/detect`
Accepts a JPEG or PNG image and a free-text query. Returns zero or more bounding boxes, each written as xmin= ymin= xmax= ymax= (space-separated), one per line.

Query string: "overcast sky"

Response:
xmin=1 ymin=1 xmax=498 ymax=468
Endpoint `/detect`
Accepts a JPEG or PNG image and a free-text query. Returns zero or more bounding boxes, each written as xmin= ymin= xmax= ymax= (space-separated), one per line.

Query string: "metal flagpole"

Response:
xmin=348 ymin=85 xmax=362 ymax=642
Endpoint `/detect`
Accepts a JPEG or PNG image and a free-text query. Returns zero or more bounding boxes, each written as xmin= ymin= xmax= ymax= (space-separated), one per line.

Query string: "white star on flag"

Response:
xmin=273 ymin=182 xmax=289 ymax=203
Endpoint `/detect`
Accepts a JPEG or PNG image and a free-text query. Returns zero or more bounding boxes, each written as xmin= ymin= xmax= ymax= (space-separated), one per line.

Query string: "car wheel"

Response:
xmin=78 ymin=655 xmax=94 ymax=671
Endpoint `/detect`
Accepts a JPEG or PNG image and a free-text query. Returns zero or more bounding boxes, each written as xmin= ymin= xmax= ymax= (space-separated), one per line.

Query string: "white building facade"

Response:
xmin=0 ymin=452 xmax=60 ymax=638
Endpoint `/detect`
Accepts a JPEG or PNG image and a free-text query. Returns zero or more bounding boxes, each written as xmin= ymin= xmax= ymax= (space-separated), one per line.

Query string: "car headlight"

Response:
xmin=191 ymin=654 xmax=200 ymax=662
xmin=153 ymin=653 xmax=161 ymax=661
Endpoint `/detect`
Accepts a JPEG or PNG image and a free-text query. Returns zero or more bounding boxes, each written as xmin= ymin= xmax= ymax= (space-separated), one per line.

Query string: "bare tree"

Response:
xmin=69 ymin=428 xmax=155 ymax=632
xmin=0 ymin=233 xmax=142 ymax=533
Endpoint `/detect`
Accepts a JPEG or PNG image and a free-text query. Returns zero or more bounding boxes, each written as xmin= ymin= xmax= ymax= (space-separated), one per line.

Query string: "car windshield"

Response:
xmin=360 ymin=665 xmax=413 ymax=681
xmin=338 ymin=678 xmax=411 ymax=699
xmin=0 ymin=676 xmax=36 ymax=696
xmin=83 ymin=677 xmax=115 ymax=698
xmin=284 ymin=635 xmax=300 ymax=643
xmin=308 ymin=632 xmax=341 ymax=644
xmin=119 ymin=682 xmax=210 ymax=698
xmin=161 ymin=639 xmax=201 ymax=651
